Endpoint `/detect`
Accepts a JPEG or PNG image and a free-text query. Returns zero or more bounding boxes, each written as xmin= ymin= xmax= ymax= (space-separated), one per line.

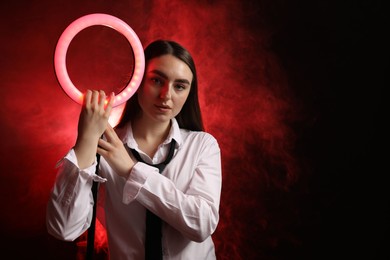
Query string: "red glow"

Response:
xmin=0 ymin=1 xmax=304 ymax=259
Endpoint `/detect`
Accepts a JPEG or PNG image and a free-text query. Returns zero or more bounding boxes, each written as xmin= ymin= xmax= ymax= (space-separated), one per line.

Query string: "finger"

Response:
xmin=91 ymin=90 xmax=100 ymax=108
xmin=99 ymin=90 xmax=106 ymax=108
xmin=103 ymin=124 xmax=117 ymax=143
xmin=97 ymin=145 xmax=108 ymax=157
xmin=104 ymin=92 xmax=115 ymax=116
xmin=98 ymin=138 xmax=111 ymax=150
xmin=83 ymin=90 xmax=92 ymax=107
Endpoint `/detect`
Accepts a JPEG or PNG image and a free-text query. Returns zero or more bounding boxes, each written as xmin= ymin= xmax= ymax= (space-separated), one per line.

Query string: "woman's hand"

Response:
xmin=98 ymin=124 xmax=135 ymax=178
xmin=74 ymin=90 xmax=115 ymax=169
xmin=78 ymin=90 xmax=114 ymax=140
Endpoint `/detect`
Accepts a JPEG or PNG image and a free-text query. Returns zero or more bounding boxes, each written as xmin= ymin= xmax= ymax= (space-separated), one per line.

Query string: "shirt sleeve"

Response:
xmin=122 ymin=133 xmax=222 ymax=242
xmin=46 ymin=149 xmax=107 ymax=241
xmin=122 ymin=162 xmax=160 ymax=204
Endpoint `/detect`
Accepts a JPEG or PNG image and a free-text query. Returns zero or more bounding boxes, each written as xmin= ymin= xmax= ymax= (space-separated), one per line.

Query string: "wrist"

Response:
xmin=75 ymin=134 xmax=100 ymax=148
xmin=74 ymin=136 xmax=100 ymax=169
xmin=121 ymin=162 xmax=135 ymax=179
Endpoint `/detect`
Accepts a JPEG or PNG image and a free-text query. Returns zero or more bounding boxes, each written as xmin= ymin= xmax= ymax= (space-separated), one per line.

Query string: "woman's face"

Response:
xmin=137 ymin=54 xmax=193 ymax=124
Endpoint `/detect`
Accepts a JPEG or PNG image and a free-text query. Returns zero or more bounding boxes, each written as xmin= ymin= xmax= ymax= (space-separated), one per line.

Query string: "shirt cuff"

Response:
xmin=122 ymin=162 xmax=159 ymax=204
xmin=63 ymin=149 xmax=107 ymax=183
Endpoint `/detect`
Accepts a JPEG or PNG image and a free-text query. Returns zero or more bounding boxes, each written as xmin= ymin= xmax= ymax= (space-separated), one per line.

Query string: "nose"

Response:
xmin=159 ymin=84 xmax=171 ymax=100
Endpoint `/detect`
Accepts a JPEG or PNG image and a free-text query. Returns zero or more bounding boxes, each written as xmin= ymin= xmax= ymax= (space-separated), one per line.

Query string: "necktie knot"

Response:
xmin=129 ymin=139 xmax=176 ymax=173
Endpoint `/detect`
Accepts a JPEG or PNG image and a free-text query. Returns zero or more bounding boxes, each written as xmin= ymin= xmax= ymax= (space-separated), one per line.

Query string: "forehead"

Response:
xmin=146 ymin=54 xmax=193 ymax=82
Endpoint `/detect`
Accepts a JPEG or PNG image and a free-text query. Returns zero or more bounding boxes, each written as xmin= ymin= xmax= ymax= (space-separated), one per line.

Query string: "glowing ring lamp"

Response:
xmin=54 ymin=13 xmax=145 ymax=107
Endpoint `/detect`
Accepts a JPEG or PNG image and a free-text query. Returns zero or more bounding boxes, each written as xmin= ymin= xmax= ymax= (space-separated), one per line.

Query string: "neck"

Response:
xmin=132 ymin=117 xmax=171 ymax=144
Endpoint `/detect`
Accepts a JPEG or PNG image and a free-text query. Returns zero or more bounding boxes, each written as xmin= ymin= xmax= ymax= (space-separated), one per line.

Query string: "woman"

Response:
xmin=46 ymin=40 xmax=222 ymax=259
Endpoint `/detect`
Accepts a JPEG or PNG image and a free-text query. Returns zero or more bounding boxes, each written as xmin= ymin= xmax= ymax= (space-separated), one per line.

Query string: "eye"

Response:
xmin=151 ymin=77 xmax=163 ymax=86
xmin=175 ymin=84 xmax=186 ymax=91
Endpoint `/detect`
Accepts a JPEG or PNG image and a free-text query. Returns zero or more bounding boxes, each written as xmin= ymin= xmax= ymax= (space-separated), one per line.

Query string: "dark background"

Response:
xmin=0 ymin=0 xmax=386 ymax=259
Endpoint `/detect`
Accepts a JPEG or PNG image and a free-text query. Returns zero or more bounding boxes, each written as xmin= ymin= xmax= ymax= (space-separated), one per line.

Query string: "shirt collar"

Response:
xmin=118 ymin=118 xmax=182 ymax=149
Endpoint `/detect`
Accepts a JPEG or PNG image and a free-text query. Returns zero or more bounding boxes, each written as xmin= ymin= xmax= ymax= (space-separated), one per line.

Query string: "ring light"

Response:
xmin=54 ymin=13 xmax=145 ymax=107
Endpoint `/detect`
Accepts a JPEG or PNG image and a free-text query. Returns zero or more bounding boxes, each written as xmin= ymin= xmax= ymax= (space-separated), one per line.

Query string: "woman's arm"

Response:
xmin=46 ymin=151 xmax=106 ymax=241
xmin=46 ymin=90 xmax=113 ymax=240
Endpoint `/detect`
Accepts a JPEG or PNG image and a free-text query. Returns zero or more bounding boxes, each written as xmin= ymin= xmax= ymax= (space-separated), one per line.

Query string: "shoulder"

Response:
xmin=180 ymin=129 xmax=220 ymax=150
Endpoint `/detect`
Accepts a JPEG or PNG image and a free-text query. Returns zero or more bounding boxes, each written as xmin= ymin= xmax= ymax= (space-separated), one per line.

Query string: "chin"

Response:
xmin=153 ymin=114 xmax=172 ymax=123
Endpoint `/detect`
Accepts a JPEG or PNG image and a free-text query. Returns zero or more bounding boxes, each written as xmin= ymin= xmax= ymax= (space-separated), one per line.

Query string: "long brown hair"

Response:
xmin=116 ymin=40 xmax=204 ymax=131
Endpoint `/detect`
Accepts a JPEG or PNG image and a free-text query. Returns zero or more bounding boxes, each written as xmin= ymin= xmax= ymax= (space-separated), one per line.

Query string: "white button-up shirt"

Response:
xmin=46 ymin=118 xmax=222 ymax=259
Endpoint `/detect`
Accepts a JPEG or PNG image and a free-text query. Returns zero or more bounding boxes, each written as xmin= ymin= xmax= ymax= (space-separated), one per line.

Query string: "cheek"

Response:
xmin=139 ymin=85 xmax=157 ymax=99
xmin=140 ymin=85 xmax=150 ymax=96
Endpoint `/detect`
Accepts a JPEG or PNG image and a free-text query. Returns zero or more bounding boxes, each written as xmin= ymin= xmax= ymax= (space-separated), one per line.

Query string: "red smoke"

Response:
xmin=0 ymin=1 xmax=303 ymax=259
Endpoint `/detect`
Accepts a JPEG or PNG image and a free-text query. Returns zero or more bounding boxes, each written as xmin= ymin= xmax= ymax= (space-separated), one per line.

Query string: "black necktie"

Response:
xmin=129 ymin=139 xmax=176 ymax=260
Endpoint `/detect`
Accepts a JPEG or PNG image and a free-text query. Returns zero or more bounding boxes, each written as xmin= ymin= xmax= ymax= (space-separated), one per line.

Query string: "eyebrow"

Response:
xmin=149 ymin=70 xmax=191 ymax=85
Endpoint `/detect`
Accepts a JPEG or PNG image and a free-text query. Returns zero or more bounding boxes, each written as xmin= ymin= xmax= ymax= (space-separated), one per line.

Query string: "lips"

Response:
xmin=155 ymin=104 xmax=171 ymax=112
